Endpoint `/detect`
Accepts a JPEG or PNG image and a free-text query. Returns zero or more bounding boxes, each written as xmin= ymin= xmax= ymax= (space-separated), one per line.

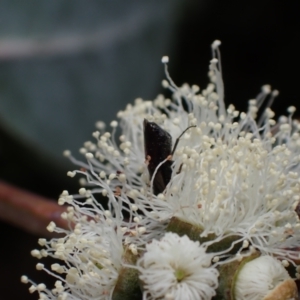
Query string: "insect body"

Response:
xmin=143 ymin=119 xmax=195 ymax=195
xmin=143 ymin=119 xmax=173 ymax=195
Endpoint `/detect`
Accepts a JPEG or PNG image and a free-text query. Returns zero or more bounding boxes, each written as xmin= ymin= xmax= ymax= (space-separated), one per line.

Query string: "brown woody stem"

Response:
xmin=0 ymin=180 xmax=67 ymax=237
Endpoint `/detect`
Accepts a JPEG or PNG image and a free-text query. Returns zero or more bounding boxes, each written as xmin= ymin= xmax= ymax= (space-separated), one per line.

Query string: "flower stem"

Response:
xmin=112 ymin=248 xmax=142 ymax=300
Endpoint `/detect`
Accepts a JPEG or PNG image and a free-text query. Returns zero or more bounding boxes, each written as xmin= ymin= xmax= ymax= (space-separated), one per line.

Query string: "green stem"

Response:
xmin=112 ymin=248 xmax=142 ymax=300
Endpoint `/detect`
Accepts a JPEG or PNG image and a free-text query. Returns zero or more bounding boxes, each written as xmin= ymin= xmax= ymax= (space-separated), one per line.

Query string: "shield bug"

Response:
xmin=143 ymin=119 xmax=195 ymax=195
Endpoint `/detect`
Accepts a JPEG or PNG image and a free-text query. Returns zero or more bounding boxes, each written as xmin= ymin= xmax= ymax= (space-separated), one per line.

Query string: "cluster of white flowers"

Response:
xmin=22 ymin=40 xmax=300 ymax=299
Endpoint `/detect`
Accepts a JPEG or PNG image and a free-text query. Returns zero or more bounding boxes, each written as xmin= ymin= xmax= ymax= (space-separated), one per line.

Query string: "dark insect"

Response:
xmin=143 ymin=119 xmax=195 ymax=195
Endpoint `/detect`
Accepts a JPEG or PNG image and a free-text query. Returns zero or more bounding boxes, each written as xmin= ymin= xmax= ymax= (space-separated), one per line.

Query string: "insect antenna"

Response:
xmin=171 ymin=125 xmax=196 ymax=156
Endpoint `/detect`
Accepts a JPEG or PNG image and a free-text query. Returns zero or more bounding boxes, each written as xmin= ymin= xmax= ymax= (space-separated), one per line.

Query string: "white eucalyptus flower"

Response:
xmin=116 ymin=41 xmax=300 ymax=262
xmin=234 ymin=255 xmax=297 ymax=300
xmin=22 ymin=190 xmax=126 ymax=300
xmin=138 ymin=232 xmax=219 ymax=300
